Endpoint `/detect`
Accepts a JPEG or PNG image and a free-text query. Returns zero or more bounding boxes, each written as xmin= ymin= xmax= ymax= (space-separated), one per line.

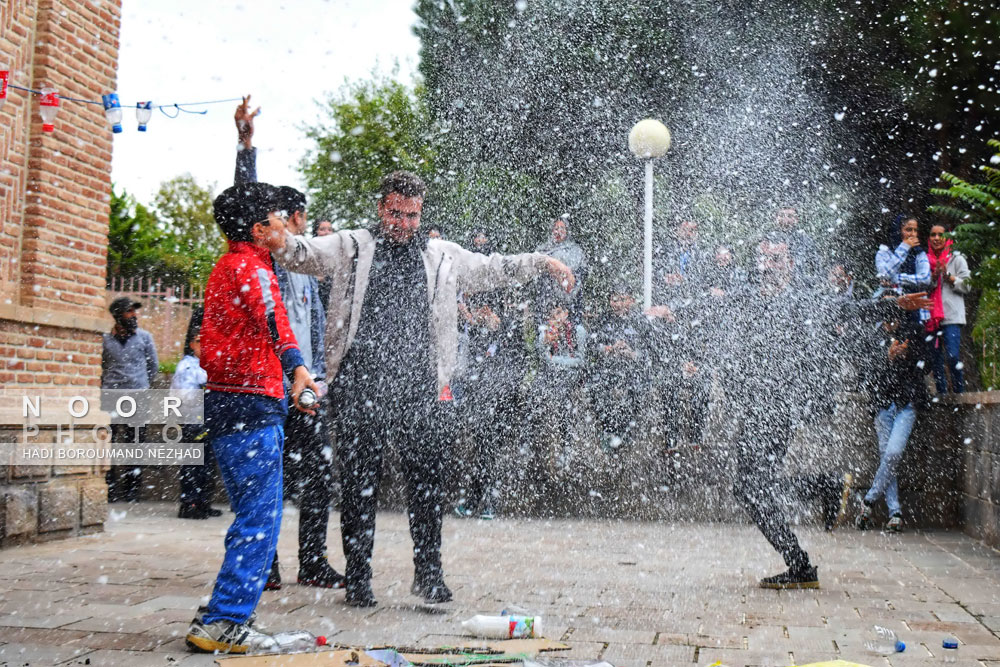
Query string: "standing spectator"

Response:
xmin=276 ymin=170 xmax=575 ymax=607
xmin=532 ymin=301 xmax=588 ymax=472
xmin=101 ymin=296 xmax=158 ymax=502
xmin=876 ymin=215 xmax=931 ymax=292
xmin=927 ymin=223 xmax=971 ymax=394
xmin=772 ymin=206 xmax=821 ymax=282
xmin=174 ymin=307 xmax=221 ymax=520
xmin=232 ymin=98 xmax=344 ymax=591
xmin=536 ymin=216 xmax=587 ymax=323
xmin=454 ymin=285 xmax=530 ymax=520
xmin=658 ymin=219 xmax=709 ymax=306
xmin=185 ymin=180 xmax=318 ymax=654
xmin=856 ymin=318 xmax=931 ymax=532
xmin=588 ymin=283 xmax=665 ymax=452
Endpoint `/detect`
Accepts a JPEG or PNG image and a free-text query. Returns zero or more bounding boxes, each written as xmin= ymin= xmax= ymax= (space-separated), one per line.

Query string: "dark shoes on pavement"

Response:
xmin=178 ymin=503 xmax=223 ymax=520
xmin=297 ymin=558 xmax=346 ymax=589
xmin=265 ymin=559 xmax=282 ymax=591
xmin=411 ymin=573 xmax=453 ymax=604
xmin=344 ymin=583 xmax=378 ymax=608
xmin=855 ymin=501 xmax=873 ymax=531
xmin=759 ymin=565 xmax=819 ymax=590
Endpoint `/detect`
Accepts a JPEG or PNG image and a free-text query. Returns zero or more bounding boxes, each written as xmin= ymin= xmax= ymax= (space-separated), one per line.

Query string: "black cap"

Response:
xmin=109 ymin=296 xmax=141 ymax=318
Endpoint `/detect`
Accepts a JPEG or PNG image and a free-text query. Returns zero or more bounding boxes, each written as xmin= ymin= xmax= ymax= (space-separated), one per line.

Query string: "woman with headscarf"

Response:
xmin=927 ymin=223 xmax=972 ymax=393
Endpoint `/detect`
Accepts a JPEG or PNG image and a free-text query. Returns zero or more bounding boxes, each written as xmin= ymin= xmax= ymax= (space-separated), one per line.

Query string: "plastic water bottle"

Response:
xmin=461 ymin=614 xmax=544 ymax=639
xmin=249 ymin=631 xmax=327 ymax=654
xmin=941 ymin=637 xmax=959 ymax=663
xmin=864 ymin=625 xmax=905 ymax=655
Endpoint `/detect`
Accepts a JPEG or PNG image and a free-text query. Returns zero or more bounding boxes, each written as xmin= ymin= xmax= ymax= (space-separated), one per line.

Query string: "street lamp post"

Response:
xmin=628 ymin=119 xmax=671 ymax=310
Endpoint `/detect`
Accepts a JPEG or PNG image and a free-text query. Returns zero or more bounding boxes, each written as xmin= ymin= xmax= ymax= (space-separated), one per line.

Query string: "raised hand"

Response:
xmin=235 ymin=95 xmax=261 ymax=149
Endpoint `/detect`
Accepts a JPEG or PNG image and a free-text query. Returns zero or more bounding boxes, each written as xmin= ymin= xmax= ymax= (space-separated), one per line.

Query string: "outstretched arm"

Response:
xmin=234 ymin=95 xmax=260 ymax=185
xmin=452 ymin=243 xmax=575 ymax=295
xmin=277 ymin=229 xmax=350 ymax=279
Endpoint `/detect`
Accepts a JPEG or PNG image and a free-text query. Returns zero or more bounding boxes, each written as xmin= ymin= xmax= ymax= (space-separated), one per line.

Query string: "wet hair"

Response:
xmin=276 ymin=186 xmax=306 ymax=216
xmin=183 ymin=305 xmax=204 ymax=357
xmin=213 ymin=182 xmax=280 ymax=242
xmin=380 ymin=170 xmax=426 ymax=200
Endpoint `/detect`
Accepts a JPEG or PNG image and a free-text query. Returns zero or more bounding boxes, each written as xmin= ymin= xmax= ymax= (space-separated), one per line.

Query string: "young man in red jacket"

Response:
xmin=185 ymin=181 xmax=319 ymax=654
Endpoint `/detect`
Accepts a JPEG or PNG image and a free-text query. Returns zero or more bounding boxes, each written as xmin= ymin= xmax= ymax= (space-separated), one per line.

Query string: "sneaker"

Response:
xmin=178 ymin=503 xmax=208 ymax=520
xmin=344 ymin=583 xmax=377 ymax=608
xmin=759 ymin=565 xmax=819 ymax=590
xmin=205 ymin=507 xmax=223 ymax=517
xmin=453 ymin=504 xmax=473 ymax=518
xmin=479 ymin=505 xmax=496 ymax=521
xmin=886 ymin=514 xmax=903 ymax=533
xmin=297 ymin=558 xmax=346 ymax=589
xmin=264 ymin=558 xmax=281 ymax=591
xmin=855 ymin=501 xmax=873 ymax=531
xmin=411 ymin=576 xmax=453 ymax=604
xmin=185 ymin=616 xmax=279 ymax=654
xmin=823 ymin=473 xmax=853 ymax=531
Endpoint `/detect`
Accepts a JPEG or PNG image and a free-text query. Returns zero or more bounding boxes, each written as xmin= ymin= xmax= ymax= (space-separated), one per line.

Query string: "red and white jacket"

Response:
xmin=202 ymin=241 xmax=301 ymax=400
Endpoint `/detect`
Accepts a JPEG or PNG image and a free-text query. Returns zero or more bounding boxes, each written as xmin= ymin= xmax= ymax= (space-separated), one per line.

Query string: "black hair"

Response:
xmin=213 ymin=182 xmax=280 ymax=242
xmin=276 ymin=185 xmax=306 ymax=216
xmin=379 ymin=170 xmax=426 ymax=200
xmin=183 ymin=305 xmax=204 ymax=357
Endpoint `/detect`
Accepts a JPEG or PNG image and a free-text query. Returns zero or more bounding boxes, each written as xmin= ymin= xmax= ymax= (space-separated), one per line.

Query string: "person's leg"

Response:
xmin=285 ymin=408 xmax=335 ymax=571
xmin=944 ymin=324 xmax=964 ymax=393
xmin=201 ymin=424 xmax=284 ymax=624
xmin=883 ymin=403 xmax=917 ymax=518
xmin=336 ymin=407 xmax=382 ymax=601
xmin=931 ymin=332 xmax=949 ymax=395
xmin=403 ymin=403 xmax=450 ymax=599
xmin=733 ymin=415 xmax=811 ymax=573
xmin=865 ymin=404 xmax=900 ymax=507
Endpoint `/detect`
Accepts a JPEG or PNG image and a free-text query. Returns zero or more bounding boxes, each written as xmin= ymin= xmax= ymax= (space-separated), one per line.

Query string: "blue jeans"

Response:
xmin=932 ymin=324 xmax=965 ymax=394
xmin=864 ymin=403 xmax=916 ymax=517
xmin=202 ymin=424 xmax=284 ymax=624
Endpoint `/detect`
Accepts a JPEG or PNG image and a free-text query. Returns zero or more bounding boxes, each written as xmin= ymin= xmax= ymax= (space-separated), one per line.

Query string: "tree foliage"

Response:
xmin=299 ymin=76 xmax=437 ymax=228
xmin=107 ymin=186 xmax=166 ymax=287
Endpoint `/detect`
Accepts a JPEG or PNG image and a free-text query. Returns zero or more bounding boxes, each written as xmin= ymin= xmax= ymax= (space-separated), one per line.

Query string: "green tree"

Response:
xmin=152 ymin=174 xmax=224 ymax=289
xmin=106 ymin=185 xmax=168 ymax=287
xmin=299 ymin=75 xmax=436 ymax=228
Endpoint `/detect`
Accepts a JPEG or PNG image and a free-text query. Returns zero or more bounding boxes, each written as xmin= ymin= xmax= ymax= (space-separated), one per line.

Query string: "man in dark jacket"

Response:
xmin=101 ymin=297 xmax=158 ymax=502
xmin=233 ymin=98 xmax=344 ymax=591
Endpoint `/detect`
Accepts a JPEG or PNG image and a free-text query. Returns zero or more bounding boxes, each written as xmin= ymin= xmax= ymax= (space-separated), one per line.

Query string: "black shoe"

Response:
xmin=264 ymin=559 xmax=281 ymax=591
xmin=855 ymin=501 xmax=873 ymax=531
xmin=823 ymin=473 xmax=852 ymax=531
xmin=178 ymin=503 xmax=208 ymax=520
xmin=411 ymin=576 xmax=453 ymax=604
xmin=759 ymin=565 xmax=819 ymax=590
xmin=344 ymin=583 xmax=377 ymax=608
xmin=297 ymin=558 xmax=346 ymax=589
xmin=204 ymin=507 xmax=223 ymax=517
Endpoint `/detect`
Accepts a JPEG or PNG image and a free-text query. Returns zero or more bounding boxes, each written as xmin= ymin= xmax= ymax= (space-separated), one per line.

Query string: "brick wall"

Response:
xmin=0 ymin=0 xmax=122 ymax=547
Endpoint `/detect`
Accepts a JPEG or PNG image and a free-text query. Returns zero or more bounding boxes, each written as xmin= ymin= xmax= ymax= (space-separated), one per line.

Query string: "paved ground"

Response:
xmin=1 ymin=503 xmax=1000 ymax=666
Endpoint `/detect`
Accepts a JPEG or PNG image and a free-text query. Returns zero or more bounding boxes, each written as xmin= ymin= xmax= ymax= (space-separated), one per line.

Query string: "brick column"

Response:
xmin=0 ymin=0 xmax=122 ymax=547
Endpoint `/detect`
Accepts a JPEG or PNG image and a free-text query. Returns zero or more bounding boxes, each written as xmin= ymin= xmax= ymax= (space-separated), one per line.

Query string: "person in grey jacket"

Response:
xmin=276 ymin=170 xmax=574 ymax=607
xmin=101 ymin=296 xmax=158 ymax=502
xmin=536 ymin=217 xmax=587 ymax=323
xmin=928 ymin=223 xmax=972 ymax=393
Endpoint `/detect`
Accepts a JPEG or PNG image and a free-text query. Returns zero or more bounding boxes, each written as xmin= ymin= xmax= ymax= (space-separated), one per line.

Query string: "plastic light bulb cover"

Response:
xmin=628 ymin=119 xmax=671 ymax=159
xmin=39 ymin=87 xmax=59 ymax=132
xmin=136 ymin=101 xmax=152 ymax=131
xmin=0 ymin=66 xmax=9 ymax=110
xmin=102 ymin=93 xmax=123 ymax=133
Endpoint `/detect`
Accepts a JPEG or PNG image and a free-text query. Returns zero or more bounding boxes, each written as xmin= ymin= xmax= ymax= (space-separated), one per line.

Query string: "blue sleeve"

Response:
xmin=900 ymin=251 xmax=931 ymax=287
xmin=235 ymin=147 xmax=257 ymax=185
xmin=309 ymin=277 xmax=327 ymax=378
xmin=280 ymin=348 xmax=306 ymax=381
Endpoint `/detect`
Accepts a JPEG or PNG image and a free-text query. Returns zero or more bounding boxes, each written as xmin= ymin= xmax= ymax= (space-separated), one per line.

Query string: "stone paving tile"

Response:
xmin=0 ymin=642 xmax=95 ymax=665
xmin=0 ymin=503 xmax=999 ymax=666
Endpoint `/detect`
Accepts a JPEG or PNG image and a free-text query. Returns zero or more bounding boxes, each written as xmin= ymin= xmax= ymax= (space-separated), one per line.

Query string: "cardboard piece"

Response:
xmin=217 ymin=638 xmax=569 ymax=666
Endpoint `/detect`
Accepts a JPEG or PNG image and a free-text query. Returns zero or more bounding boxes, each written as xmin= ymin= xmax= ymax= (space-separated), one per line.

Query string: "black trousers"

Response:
xmin=662 ymin=374 xmax=709 ymax=447
xmin=333 ymin=394 xmax=449 ymax=590
xmin=732 ymin=412 xmax=811 ymax=571
xmin=106 ymin=424 xmax=145 ymax=502
xmin=179 ymin=426 xmax=216 ymax=509
xmin=591 ymin=371 xmax=648 ymax=442
xmin=281 ymin=406 xmax=335 ymax=567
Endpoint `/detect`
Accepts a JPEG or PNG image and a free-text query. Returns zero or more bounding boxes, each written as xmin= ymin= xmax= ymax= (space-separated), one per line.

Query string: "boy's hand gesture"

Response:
xmin=236 ymin=95 xmax=260 ymax=150
xmin=291 ymin=365 xmax=320 ymax=415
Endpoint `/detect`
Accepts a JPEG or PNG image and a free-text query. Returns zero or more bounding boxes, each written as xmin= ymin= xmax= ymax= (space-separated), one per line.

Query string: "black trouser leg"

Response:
xmin=336 ymin=410 xmax=383 ymax=589
xmin=403 ymin=408 xmax=448 ymax=582
xmin=733 ymin=416 xmax=811 ymax=570
xmin=180 ymin=427 xmax=215 ymax=508
xmin=285 ymin=407 xmax=334 ymax=567
xmin=107 ymin=424 xmax=142 ymax=502
xmin=466 ymin=392 xmax=507 ymax=511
